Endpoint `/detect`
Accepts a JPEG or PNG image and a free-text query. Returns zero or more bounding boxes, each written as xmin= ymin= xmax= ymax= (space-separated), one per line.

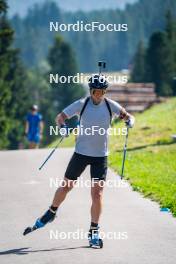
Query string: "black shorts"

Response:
xmin=65 ymin=152 xmax=108 ymax=181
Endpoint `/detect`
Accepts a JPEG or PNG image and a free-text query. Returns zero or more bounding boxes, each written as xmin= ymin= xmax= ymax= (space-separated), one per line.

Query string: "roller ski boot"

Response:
xmin=88 ymin=226 xmax=103 ymax=248
xmin=23 ymin=207 xmax=56 ymax=236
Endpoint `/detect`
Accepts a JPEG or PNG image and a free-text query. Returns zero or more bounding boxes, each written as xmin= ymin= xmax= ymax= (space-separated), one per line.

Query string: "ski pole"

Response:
xmin=121 ymin=127 xmax=129 ymax=179
xmin=39 ymin=137 xmax=64 ymax=170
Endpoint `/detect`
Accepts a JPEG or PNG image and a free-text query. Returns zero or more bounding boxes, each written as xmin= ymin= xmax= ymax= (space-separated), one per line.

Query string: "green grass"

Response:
xmin=48 ymin=98 xmax=176 ymax=216
xmin=109 ymin=97 xmax=176 ymax=216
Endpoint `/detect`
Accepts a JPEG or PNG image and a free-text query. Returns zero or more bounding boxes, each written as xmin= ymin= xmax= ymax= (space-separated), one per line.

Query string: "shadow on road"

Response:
xmin=0 ymin=246 xmax=91 ymax=255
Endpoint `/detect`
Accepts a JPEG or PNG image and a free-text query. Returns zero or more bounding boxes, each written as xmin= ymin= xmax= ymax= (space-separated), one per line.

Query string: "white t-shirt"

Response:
xmin=63 ymin=97 xmax=122 ymax=157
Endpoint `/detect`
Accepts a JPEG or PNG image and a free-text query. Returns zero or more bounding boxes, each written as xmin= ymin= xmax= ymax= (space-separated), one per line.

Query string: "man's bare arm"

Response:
xmin=40 ymin=121 xmax=44 ymax=134
xmin=25 ymin=121 xmax=29 ymax=134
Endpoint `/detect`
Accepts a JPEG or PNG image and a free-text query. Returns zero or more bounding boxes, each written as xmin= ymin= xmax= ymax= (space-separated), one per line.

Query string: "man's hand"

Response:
xmin=55 ymin=112 xmax=68 ymax=126
xmin=125 ymin=116 xmax=135 ymax=128
xmin=60 ymin=124 xmax=69 ymax=137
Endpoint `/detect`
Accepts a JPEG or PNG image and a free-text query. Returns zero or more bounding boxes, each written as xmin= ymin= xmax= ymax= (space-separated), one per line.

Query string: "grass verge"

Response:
xmin=109 ymin=98 xmax=176 ymax=216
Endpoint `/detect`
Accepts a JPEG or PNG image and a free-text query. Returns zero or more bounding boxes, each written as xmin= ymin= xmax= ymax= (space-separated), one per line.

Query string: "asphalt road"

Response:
xmin=0 ymin=148 xmax=176 ymax=264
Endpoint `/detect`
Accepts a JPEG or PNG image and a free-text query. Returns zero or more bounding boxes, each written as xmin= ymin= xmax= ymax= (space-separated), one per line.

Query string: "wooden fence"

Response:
xmin=106 ymin=83 xmax=158 ymax=112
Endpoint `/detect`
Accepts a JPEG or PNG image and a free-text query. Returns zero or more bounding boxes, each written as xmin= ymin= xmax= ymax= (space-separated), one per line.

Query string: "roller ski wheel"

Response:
xmin=23 ymin=207 xmax=56 ymax=236
xmin=88 ymin=227 xmax=103 ymax=249
xmin=23 ymin=219 xmax=45 ymax=236
xmin=23 ymin=226 xmax=37 ymax=236
xmin=89 ymin=237 xmax=103 ymax=248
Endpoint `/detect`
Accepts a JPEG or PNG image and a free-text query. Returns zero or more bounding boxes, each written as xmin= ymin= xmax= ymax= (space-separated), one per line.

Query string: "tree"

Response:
xmin=131 ymin=40 xmax=146 ymax=82
xmin=131 ymin=11 xmax=176 ymax=96
xmin=145 ymin=11 xmax=176 ymax=96
xmin=0 ymin=0 xmax=15 ymax=148
xmin=146 ymin=31 xmax=173 ymax=95
xmin=165 ymin=10 xmax=176 ymax=95
xmin=6 ymin=50 xmax=32 ymax=149
xmin=0 ymin=0 xmax=32 ymax=149
xmin=48 ymin=35 xmax=85 ymax=113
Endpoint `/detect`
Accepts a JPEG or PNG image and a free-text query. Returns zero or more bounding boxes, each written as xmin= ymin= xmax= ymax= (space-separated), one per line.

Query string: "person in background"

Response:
xmin=25 ymin=105 xmax=43 ymax=149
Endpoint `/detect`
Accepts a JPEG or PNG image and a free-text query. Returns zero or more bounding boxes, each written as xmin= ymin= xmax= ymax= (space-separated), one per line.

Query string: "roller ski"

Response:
xmin=88 ymin=226 xmax=103 ymax=248
xmin=23 ymin=207 xmax=57 ymax=236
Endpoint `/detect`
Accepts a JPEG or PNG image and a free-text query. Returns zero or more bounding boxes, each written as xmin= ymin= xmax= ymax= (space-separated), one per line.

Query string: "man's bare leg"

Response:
xmin=90 ymin=181 xmax=104 ymax=224
xmin=52 ymin=177 xmax=75 ymax=207
xmin=29 ymin=142 xmax=38 ymax=149
xmin=33 ymin=178 xmax=75 ymax=226
xmin=88 ymin=181 xmax=104 ymax=246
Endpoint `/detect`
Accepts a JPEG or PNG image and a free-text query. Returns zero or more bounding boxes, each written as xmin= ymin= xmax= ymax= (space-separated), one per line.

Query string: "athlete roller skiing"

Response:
xmin=23 ymin=62 xmax=135 ymax=248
